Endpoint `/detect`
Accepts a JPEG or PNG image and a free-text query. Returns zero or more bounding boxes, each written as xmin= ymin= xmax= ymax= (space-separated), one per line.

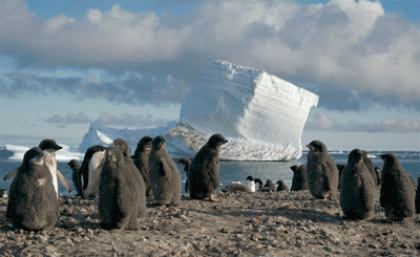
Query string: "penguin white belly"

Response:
xmin=83 ymin=151 xmax=105 ymax=198
xmin=43 ymin=151 xmax=59 ymax=197
xmin=246 ymin=180 xmax=256 ymax=192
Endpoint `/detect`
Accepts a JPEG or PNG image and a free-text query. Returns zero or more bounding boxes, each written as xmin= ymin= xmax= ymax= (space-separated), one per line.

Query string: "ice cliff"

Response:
xmin=178 ymin=60 xmax=319 ymax=160
xmin=78 ymin=60 xmax=318 ymax=160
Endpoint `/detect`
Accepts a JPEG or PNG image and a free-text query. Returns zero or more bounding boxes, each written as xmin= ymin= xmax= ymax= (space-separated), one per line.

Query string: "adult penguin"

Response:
xmin=80 ymin=145 xmax=107 ymax=198
xmin=188 ymin=134 xmax=228 ymax=201
xmin=4 ymin=139 xmax=72 ymax=197
xmin=6 ymin=147 xmax=59 ymax=231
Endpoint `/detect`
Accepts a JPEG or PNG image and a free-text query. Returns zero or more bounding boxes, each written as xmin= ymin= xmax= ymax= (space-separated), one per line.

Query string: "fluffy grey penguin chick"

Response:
xmin=112 ymin=138 xmax=147 ymax=216
xmin=188 ymin=134 xmax=228 ymax=201
xmin=67 ymin=159 xmax=82 ymax=196
xmin=306 ymin=140 xmax=338 ymax=200
xmin=6 ymin=147 xmax=59 ymax=231
xmin=340 ymin=149 xmax=375 ymax=220
xmin=290 ymin=164 xmax=309 ymax=191
xmin=361 ymin=150 xmax=378 ymax=187
xmin=132 ymin=136 xmax=153 ymax=197
xmin=276 ymin=180 xmax=289 ymax=191
xmin=259 ymin=179 xmax=276 ymax=192
xmin=178 ymin=157 xmax=191 ymax=194
xmin=380 ymin=153 xmax=415 ymax=222
xmin=98 ymin=146 xmax=144 ymax=230
xmin=148 ymin=135 xmax=182 ymax=206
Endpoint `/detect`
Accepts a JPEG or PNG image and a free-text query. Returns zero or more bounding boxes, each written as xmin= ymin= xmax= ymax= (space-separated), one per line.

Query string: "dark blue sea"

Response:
xmin=0 ymin=147 xmax=419 ymax=196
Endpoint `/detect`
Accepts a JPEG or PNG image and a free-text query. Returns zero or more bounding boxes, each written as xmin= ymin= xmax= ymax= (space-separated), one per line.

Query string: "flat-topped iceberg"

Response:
xmin=77 ymin=60 xmax=318 ymax=161
xmin=179 ymin=60 xmax=319 ymax=160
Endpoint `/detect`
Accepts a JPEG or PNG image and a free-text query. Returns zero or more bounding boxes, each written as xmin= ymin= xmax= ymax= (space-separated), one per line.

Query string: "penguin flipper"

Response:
xmin=57 ymin=168 xmax=72 ymax=192
xmin=4 ymin=167 xmax=18 ymax=181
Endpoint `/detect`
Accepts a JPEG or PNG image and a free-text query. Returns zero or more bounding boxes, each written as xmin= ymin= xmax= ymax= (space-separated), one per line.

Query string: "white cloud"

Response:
xmin=94 ymin=112 xmax=173 ymax=127
xmin=44 ymin=112 xmax=90 ymax=124
xmin=1 ymin=0 xmax=419 ymax=110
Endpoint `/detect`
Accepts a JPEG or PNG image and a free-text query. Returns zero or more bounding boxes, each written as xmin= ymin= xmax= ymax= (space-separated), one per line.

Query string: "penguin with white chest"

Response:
xmin=6 ymin=147 xmax=59 ymax=231
xmin=3 ymin=139 xmax=71 ymax=197
xmin=80 ymin=145 xmax=107 ymax=199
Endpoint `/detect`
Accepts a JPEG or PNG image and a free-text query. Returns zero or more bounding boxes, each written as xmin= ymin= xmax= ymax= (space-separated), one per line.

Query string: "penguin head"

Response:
xmin=290 ymin=165 xmax=298 ymax=173
xmin=306 ymin=140 xmax=327 ymax=153
xmin=138 ymin=136 xmax=153 ymax=150
xmin=112 ymin=138 xmax=130 ymax=157
xmin=177 ymin=157 xmax=190 ymax=167
xmin=246 ymin=176 xmax=254 ymax=181
xmin=24 ymin=147 xmax=45 ymax=167
xmin=348 ymin=149 xmax=364 ymax=164
xmin=152 ymin=135 xmax=166 ymax=150
xmin=39 ymin=139 xmax=62 ymax=152
xmin=105 ymin=147 xmax=124 ymax=167
xmin=380 ymin=153 xmax=400 ymax=167
xmin=207 ymin=134 xmax=228 ymax=149
xmin=67 ymin=159 xmax=81 ymax=170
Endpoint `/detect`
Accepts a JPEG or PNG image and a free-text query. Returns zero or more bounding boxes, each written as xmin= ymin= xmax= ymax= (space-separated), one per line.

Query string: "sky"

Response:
xmin=1 ymin=0 xmax=419 ymax=151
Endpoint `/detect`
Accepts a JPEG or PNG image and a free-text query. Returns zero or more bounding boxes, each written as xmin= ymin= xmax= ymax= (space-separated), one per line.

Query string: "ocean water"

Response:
xmin=0 ymin=147 xmax=419 ymax=196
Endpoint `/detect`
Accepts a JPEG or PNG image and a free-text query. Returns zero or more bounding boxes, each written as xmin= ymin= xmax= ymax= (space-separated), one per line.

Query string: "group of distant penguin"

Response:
xmin=3 ymin=133 xmax=228 ymax=231
xmin=3 ymin=136 xmax=420 ymax=231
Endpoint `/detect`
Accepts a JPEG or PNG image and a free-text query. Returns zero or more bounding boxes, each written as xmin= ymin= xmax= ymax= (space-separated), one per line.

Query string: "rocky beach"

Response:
xmin=1 ymin=190 xmax=419 ymax=256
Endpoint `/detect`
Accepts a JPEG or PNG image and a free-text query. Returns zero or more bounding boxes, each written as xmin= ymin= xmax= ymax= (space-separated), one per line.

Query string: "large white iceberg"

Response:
xmin=76 ymin=60 xmax=318 ymax=161
xmin=178 ymin=60 xmax=319 ymax=160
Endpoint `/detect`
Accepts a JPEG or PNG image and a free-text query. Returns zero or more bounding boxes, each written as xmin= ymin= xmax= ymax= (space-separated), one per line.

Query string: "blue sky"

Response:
xmin=1 ymin=0 xmax=419 ymax=151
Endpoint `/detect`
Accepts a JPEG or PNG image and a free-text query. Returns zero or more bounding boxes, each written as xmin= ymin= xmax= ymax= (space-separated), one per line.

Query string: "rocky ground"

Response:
xmin=1 ymin=190 xmax=419 ymax=257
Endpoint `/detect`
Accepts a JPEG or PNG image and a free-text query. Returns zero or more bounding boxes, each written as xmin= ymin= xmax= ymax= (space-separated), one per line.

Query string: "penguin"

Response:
xmin=111 ymin=138 xmax=147 ymax=216
xmin=416 ymin=177 xmax=420 ymax=214
xmin=290 ymin=164 xmax=309 ymax=191
xmin=0 ymin=189 xmax=7 ymax=198
xmin=306 ymin=140 xmax=339 ymax=200
xmin=361 ymin=150 xmax=377 ymax=187
xmin=336 ymin=164 xmax=346 ymax=189
xmin=375 ymin=166 xmax=382 ymax=186
xmin=3 ymin=139 xmax=72 ymax=197
xmin=245 ymin=176 xmax=256 ymax=192
xmin=254 ymin=178 xmax=263 ymax=190
xmin=81 ymin=147 xmax=107 ymax=199
xmin=132 ymin=136 xmax=153 ymax=197
xmin=340 ymin=149 xmax=375 ymax=220
xmin=6 ymin=147 xmax=59 ymax=231
xmin=98 ymin=146 xmax=144 ymax=230
xmin=67 ymin=159 xmax=82 ymax=196
xmin=80 ymin=145 xmax=107 ymax=192
xmin=177 ymin=157 xmax=191 ymax=194
xmin=221 ymin=183 xmax=250 ymax=193
xmin=258 ymin=179 xmax=276 ymax=192
xmin=148 ymin=135 xmax=182 ymax=206
xmin=380 ymin=153 xmax=415 ymax=222
xmin=188 ymin=134 xmax=228 ymax=201
xmin=276 ymin=180 xmax=289 ymax=191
